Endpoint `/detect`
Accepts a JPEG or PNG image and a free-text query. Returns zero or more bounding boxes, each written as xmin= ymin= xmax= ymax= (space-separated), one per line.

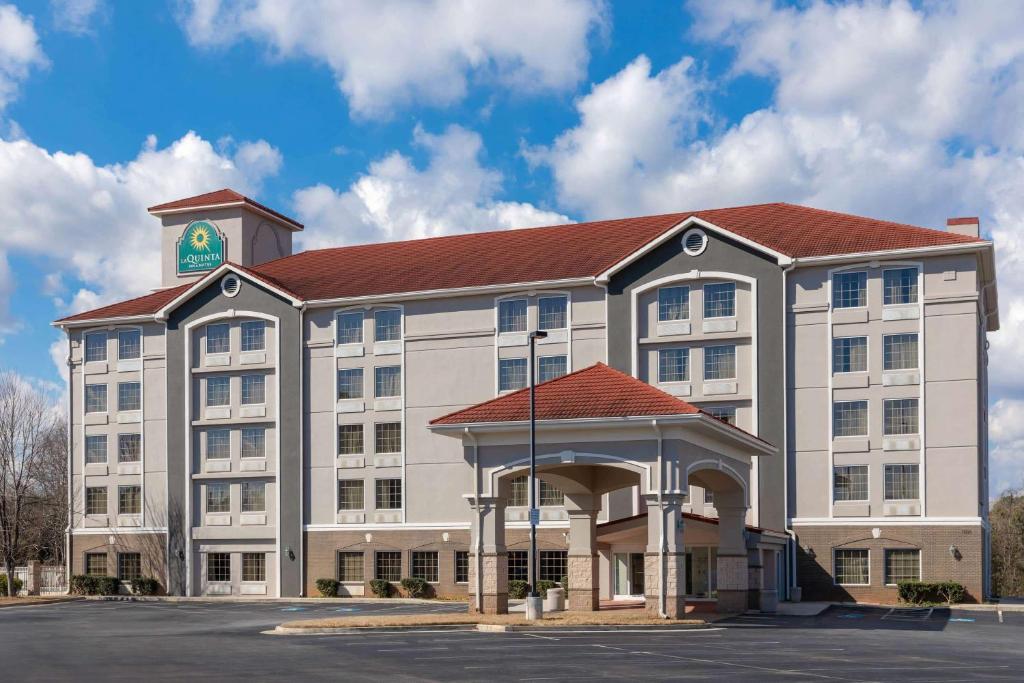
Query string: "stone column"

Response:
xmin=564 ymin=493 xmax=599 ymax=611
xmin=643 ymin=494 xmax=687 ymax=619
xmin=715 ymin=502 xmax=749 ymax=614
xmin=468 ymin=495 xmax=508 ymax=614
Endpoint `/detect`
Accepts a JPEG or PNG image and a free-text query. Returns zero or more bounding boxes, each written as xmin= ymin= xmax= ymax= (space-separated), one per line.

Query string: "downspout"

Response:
xmin=651 ymin=419 xmax=666 ymax=618
xmin=782 ymin=262 xmax=797 ymax=600
xmin=65 ymin=334 xmax=73 ymax=594
xmin=298 ymin=304 xmax=306 ymax=596
xmin=465 ymin=427 xmax=483 ymax=613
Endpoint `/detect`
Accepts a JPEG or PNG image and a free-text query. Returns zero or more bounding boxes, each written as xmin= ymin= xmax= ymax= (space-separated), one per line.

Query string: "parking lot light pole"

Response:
xmin=526 ymin=329 xmax=547 ymax=621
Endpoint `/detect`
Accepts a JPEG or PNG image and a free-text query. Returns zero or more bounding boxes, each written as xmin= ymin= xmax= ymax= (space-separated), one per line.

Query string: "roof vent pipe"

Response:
xmin=947 ymin=217 xmax=980 ymax=238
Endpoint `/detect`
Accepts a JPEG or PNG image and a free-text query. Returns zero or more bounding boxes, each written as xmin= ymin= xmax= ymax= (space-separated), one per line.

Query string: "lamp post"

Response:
xmin=526 ymin=329 xmax=548 ymax=620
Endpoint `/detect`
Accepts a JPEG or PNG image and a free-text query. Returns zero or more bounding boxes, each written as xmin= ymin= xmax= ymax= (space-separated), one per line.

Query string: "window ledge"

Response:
xmin=117 ymin=411 xmax=142 ymax=424
xmin=702 ymin=381 xmax=737 ymax=396
xmin=85 ymin=463 xmax=109 ymax=476
xmin=204 ymin=354 xmax=231 ymax=367
xmin=882 ymin=371 xmax=919 ymax=387
xmin=204 ymin=406 xmax=231 ymax=420
xmin=117 ymin=463 xmax=141 ymax=475
xmin=336 ymin=456 xmax=365 ymax=469
xmin=117 ymin=359 xmax=141 ymax=373
xmin=832 ymin=438 xmax=869 ymax=453
xmin=240 ymin=513 xmax=267 ymax=526
xmin=336 ymin=512 xmax=366 ymax=524
xmin=84 ymin=412 xmax=109 ymax=426
xmin=83 ymin=361 xmax=108 ymax=375
xmin=883 ymin=501 xmax=921 ymax=516
xmin=240 ymin=583 xmax=267 ymax=595
xmin=205 ymin=460 xmax=231 ymax=473
xmin=205 ymin=514 xmax=232 ymax=526
xmin=373 ymin=340 xmax=402 ymax=356
xmin=656 ymin=321 xmax=691 ymax=337
xmin=337 ymin=399 xmax=365 ymax=413
xmin=374 ymin=397 xmax=403 ymax=412
xmin=658 ymin=382 xmax=692 ymax=397
xmin=239 ymin=405 xmax=266 ymax=418
xmin=702 ymin=318 xmax=737 ymax=334
xmin=240 ymin=459 xmax=266 ymax=472
xmin=335 ymin=343 xmax=365 ymax=358
xmin=239 ymin=352 xmax=266 ymax=365
xmin=833 ymin=502 xmax=870 ymax=517
xmin=883 ymin=306 xmax=919 ymax=321
xmin=497 ymin=333 xmax=527 ymax=348
xmin=373 ymin=454 xmax=402 ymax=468
xmin=372 ymin=511 xmax=402 ymax=524
xmin=833 ymin=308 xmax=869 ymax=324
xmin=883 ymin=436 xmax=920 ymax=451
xmin=117 ymin=514 xmax=141 ymax=527
xmin=537 ymin=329 xmax=567 ymax=344
xmin=833 ymin=373 xmax=869 ymax=389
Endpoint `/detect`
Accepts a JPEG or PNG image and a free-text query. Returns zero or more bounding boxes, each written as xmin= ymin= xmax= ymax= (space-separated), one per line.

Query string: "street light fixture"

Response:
xmin=526 ymin=329 xmax=548 ymax=621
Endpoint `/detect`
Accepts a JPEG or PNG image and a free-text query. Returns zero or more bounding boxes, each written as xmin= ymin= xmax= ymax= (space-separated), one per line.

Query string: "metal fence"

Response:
xmin=11 ymin=565 xmax=66 ymax=595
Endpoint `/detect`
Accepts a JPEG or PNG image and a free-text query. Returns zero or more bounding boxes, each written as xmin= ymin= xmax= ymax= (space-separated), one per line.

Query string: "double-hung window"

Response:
xmin=118 ymin=485 xmax=141 ymax=515
xmin=207 ymin=553 xmax=230 ymax=583
xmin=884 ymin=398 xmax=918 ymax=435
xmin=86 ymin=553 xmax=107 ymax=576
xmin=206 ymin=376 xmax=230 ymax=407
xmin=833 ymin=337 xmax=867 ymax=373
xmin=885 ymin=549 xmax=921 ymax=584
xmin=658 ymin=286 xmax=689 ymax=322
xmin=337 ymin=368 xmax=363 ymax=399
xmin=336 ymin=311 xmax=364 ymax=345
xmin=375 ymin=479 xmax=402 ymax=510
xmin=84 ymin=332 xmax=107 ymax=363
xmin=883 ymin=267 xmax=918 ymax=306
xmin=374 ymin=423 xmax=401 ymax=454
xmin=703 ymin=283 xmax=736 ymax=318
xmin=834 ymin=549 xmax=869 ymax=585
xmin=240 ymin=321 xmax=265 ymax=352
xmin=85 ymin=487 xmax=107 ymax=515
xmin=658 ymin=348 xmax=689 ymax=383
xmin=833 ymin=465 xmax=868 ymax=502
xmin=499 ymin=358 xmax=527 ymax=391
xmin=118 ymin=434 xmax=141 ymax=463
xmin=704 ymin=345 xmax=736 ymax=380
xmin=498 ymin=299 xmax=527 ymax=334
xmin=338 ymin=551 xmax=364 ymax=583
xmin=117 ymin=329 xmax=141 ymax=360
xmin=883 ymin=334 xmax=918 ymax=371
xmin=374 ymin=366 xmax=401 ymax=398
xmin=338 ymin=480 xmax=364 ymax=510
xmin=338 ymin=424 xmax=364 ymax=455
xmin=242 ymin=553 xmax=266 ymax=583
xmin=85 ymin=435 xmax=107 ymax=464
xmin=206 ymin=429 xmax=230 ymax=460
xmin=374 ymin=309 xmax=401 ymax=342
xmin=833 ymin=400 xmax=868 ymax=437
xmin=411 ymin=551 xmax=439 ymax=583
xmin=241 ymin=427 xmax=265 ymax=459
xmin=118 ymin=553 xmax=142 ymax=581
xmin=85 ymin=384 xmax=107 ymax=413
xmin=832 ymin=271 xmax=867 ymax=309
xmin=375 ymin=551 xmax=401 ymax=582
xmin=538 ymin=296 xmax=567 ymax=330
xmin=241 ymin=374 xmax=265 ymax=405
xmin=206 ymin=482 xmax=230 ymax=513
xmin=538 ymin=355 xmax=567 ymax=383
xmin=118 ymin=382 xmax=141 ymax=412
xmin=884 ymin=464 xmax=919 ymax=501
xmin=206 ymin=323 xmax=230 ymax=355
xmin=241 ymin=481 xmax=265 ymax=513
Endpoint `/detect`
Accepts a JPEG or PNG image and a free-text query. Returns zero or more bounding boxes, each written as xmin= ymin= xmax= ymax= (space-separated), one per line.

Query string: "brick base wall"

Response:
xmin=70 ymin=532 xmax=169 ymax=593
xmin=793 ymin=524 xmax=984 ymax=604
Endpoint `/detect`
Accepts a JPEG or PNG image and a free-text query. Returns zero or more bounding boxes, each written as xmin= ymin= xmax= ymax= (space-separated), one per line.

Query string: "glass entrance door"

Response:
xmin=613 ymin=553 xmax=646 ymax=597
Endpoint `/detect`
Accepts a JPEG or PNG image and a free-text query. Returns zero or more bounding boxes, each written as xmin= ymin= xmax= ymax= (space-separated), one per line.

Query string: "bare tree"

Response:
xmin=26 ymin=421 xmax=68 ymax=566
xmin=0 ymin=372 xmax=58 ymax=596
xmin=991 ymin=487 xmax=1024 ymax=598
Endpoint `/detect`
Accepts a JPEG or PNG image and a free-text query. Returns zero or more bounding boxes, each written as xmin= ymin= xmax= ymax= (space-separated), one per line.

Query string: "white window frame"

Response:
xmin=205 ymin=322 xmax=231 ymax=356
xmin=537 ymin=295 xmax=568 ymax=331
xmin=205 ymin=376 xmax=231 ymax=408
xmin=335 ymin=310 xmax=364 ymax=346
xmin=240 ymin=427 xmax=266 ymax=460
xmin=703 ymin=344 xmax=737 ymax=381
xmin=498 ymin=357 xmax=528 ymax=392
xmin=883 ymin=548 xmax=922 ymax=586
xmin=537 ymin=354 xmax=568 ymax=383
xmin=657 ymin=347 xmax=690 ymax=384
xmin=832 ymin=548 xmax=871 ymax=586
xmin=832 ymin=464 xmax=869 ymax=502
xmin=240 ymin=374 xmax=266 ymax=406
xmin=883 ymin=463 xmax=920 ymax=502
xmin=84 ymin=383 xmax=108 ymax=414
xmin=883 ymin=333 xmax=919 ymax=371
xmin=205 ymin=429 xmax=231 ymax=460
xmin=374 ymin=366 xmax=402 ymax=399
xmin=657 ymin=285 xmax=690 ymax=322
xmin=832 ymin=336 xmax=869 ymax=375
xmin=882 ymin=266 xmax=920 ymax=307
xmin=117 ymin=328 xmax=142 ymax=361
xmin=832 ymin=399 xmax=869 ymax=438
xmin=240 ymin=320 xmax=266 ymax=352
xmin=702 ymin=282 xmax=737 ymax=320
xmin=336 ymin=368 xmax=364 ymax=400
xmin=831 ymin=270 xmax=868 ymax=310
xmin=373 ymin=308 xmax=403 ymax=343
xmin=497 ymin=297 xmax=528 ymax=335
xmin=85 ymin=434 xmax=108 ymax=465
xmin=883 ymin=398 xmax=919 ymax=436
xmin=84 ymin=331 xmax=108 ymax=363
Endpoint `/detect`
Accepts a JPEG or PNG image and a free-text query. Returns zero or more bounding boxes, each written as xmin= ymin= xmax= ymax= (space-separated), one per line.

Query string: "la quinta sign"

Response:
xmin=177 ymin=220 xmax=225 ymax=274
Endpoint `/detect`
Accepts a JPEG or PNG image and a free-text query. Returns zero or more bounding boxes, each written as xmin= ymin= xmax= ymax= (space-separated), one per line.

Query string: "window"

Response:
xmin=884 ymin=334 xmax=918 ymax=371
xmin=703 ymin=488 xmax=715 ymax=505
xmin=498 ymin=299 xmax=527 ymax=334
xmin=834 ymin=549 xmax=869 ymax=585
xmin=539 ymin=480 xmax=564 ymax=507
xmin=240 ymin=321 xmax=265 ymax=352
xmin=884 ymin=464 xmax=919 ymax=501
xmin=85 ymin=487 xmax=107 ymax=515
xmin=499 ymin=358 xmax=528 ymax=391
xmin=832 ymin=271 xmax=867 ymax=309
xmin=704 ymin=345 xmax=736 ymax=380
xmin=240 ymin=427 xmax=265 ymax=459
xmin=241 ymin=375 xmax=265 ymax=405
xmin=85 ymin=384 xmax=107 ymax=413
xmin=374 ymin=423 xmax=401 ymax=454
xmin=206 ymin=429 xmax=230 ymax=460
xmin=374 ymin=309 xmax=402 ymax=342
xmin=84 ymin=332 xmax=107 ymax=363
xmin=118 ymin=382 xmax=141 ymax=412
xmin=412 ymin=551 xmax=439 ymax=582
xmin=538 ymin=355 xmax=567 ymax=383
xmin=118 ymin=553 xmax=141 ymax=581
xmin=206 ymin=482 xmax=230 ymax=513
xmin=884 ymin=267 xmax=918 ymax=306
xmin=704 ymin=405 xmax=737 ymax=425
xmin=833 ymin=465 xmax=869 ymax=502
xmin=241 ymin=481 xmax=265 ymax=513
xmin=86 ymin=553 xmax=107 ymax=577
xmin=206 ymin=376 xmax=230 ymax=407
xmin=338 ymin=551 xmax=364 ymax=583
xmin=375 ymin=551 xmax=402 ymax=582
xmin=337 ymin=368 xmax=363 ymax=399
xmin=833 ymin=337 xmax=868 ymax=373
xmin=375 ymin=479 xmax=402 ymax=510
xmin=703 ymin=282 xmax=736 ymax=318
xmin=885 ymin=549 xmax=921 ymax=584
xmin=338 ymin=424 xmax=364 ymax=455
xmin=338 ymin=480 xmax=364 ymax=510
xmin=509 ymin=474 xmax=528 ymax=507
xmin=658 ymin=348 xmax=689 ymax=383
xmin=207 ymin=553 xmax=231 ymax=582
xmin=242 ymin=553 xmax=266 ymax=582
xmin=833 ymin=400 xmax=868 ymax=437
xmin=118 ymin=485 xmax=141 ymax=515
xmin=206 ymin=323 xmax=230 ymax=355
xmin=658 ymin=286 xmax=689 ymax=322
xmin=374 ymin=366 xmax=401 ymax=398
xmin=85 ymin=435 xmax=107 ymax=464
xmin=455 ymin=551 xmax=469 ymax=584
xmin=508 ymin=550 xmax=528 ymax=582
xmin=884 ymin=398 xmax=919 ymax=435
xmin=118 ymin=434 xmax=141 ymax=463
xmin=336 ymin=311 xmax=364 ymax=345
xmin=538 ymin=296 xmax=567 ymax=330
xmin=118 ymin=329 xmax=141 ymax=360
xmin=540 ymin=551 xmax=568 ymax=582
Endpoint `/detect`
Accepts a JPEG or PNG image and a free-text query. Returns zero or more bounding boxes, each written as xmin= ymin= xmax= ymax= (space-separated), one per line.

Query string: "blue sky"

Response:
xmin=1 ymin=0 xmax=1023 ymax=493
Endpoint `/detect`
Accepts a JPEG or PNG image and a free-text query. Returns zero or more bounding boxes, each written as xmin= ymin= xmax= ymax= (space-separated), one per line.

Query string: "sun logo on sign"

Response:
xmin=189 ymin=224 xmax=213 ymax=251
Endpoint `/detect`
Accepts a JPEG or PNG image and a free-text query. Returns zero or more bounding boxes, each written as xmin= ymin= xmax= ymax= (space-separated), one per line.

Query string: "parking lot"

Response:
xmin=1 ymin=600 xmax=1022 ymax=681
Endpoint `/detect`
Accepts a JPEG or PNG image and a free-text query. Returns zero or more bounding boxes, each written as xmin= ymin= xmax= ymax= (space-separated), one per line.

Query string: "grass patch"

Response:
xmin=281 ymin=609 xmax=705 ymax=630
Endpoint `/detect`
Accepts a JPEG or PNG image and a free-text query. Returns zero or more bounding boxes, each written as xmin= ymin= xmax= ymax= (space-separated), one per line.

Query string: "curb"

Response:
xmin=272 ymin=621 xmax=712 ymax=635
xmin=0 ymin=597 xmax=83 ymax=609
xmin=87 ymin=595 xmax=459 ymax=605
xmin=272 ymin=624 xmax=476 ymax=635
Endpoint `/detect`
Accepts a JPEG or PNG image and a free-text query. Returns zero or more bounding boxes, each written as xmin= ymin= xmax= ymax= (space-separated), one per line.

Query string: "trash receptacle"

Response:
xmin=544 ymin=587 xmax=565 ymax=612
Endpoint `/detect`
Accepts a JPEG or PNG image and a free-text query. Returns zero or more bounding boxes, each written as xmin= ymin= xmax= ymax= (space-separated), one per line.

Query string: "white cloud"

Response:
xmin=51 ymin=0 xmax=105 ymax=35
xmin=0 ymin=131 xmax=282 ymax=322
xmin=179 ymin=0 xmax=606 ymax=118
xmin=0 ymin=249 xmax=17 ymax=337
xmin=295 ymin=124 xmax=568 ymax=249
xmin=0 ymin=4 xmax=47 ymax=112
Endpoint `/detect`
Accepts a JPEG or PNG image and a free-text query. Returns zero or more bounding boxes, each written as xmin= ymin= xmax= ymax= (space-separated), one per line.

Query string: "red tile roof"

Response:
xmin=148 ymin=188 xmax=303 ymax=230
xmin=56 ymin=283 xmax=191 ymax=323
xmin=57 ymin=200 xmax=987 ymax=324
xmin=430 ymin=363 xmax=701 ymax=425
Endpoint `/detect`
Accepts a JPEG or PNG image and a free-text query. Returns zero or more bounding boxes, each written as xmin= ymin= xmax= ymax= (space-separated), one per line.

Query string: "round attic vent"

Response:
xmin=221 ymin=274 xmax=241 ymax=298
xmin=682 ymin=228 xmax=708 ymax=256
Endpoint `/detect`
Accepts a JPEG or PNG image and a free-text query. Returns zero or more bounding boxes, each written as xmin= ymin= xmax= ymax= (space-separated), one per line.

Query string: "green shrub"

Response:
xmin=0 ymin=575 xmax=24 ymax=595
xmin=130 ymin=577 xmax=161 ymax=596
xmin=508 ymin=579 xmax=530 ymax=599
xmin=316 ymin=578 xmax=340 ymax=597
xmin=400 ymin=577 xmax=429 ymax=599
xmin=536 ymin=580 xmax=558 ymax=595
xmin=560 ymin=575 xmax=569 ymax=597
xmin=897 ymin=580 xmax=967 ymax=605
xmin=369 ymin=579 xmax=392 ymax=598
xmin=70 ymin=574 xmax=98 ymax=595
xmin=96 ymin=576 xmax=121 ymax=596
